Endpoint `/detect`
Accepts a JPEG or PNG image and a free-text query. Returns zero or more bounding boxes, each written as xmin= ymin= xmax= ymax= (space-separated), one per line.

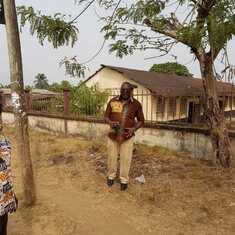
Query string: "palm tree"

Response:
xmin=34 ymin=73 xmax=49 ymax=89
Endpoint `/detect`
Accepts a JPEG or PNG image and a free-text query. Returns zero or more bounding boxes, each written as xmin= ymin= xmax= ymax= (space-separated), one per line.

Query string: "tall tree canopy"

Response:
xmin=18 ymin=0 xmax=235 ymax=167
xmin=150 ymin=62 xmax=192 ymax=76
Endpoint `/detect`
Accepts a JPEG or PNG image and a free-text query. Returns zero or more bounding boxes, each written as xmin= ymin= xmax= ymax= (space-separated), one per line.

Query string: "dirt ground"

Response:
xmin=4 ymin=126 xmax=235 ymax=235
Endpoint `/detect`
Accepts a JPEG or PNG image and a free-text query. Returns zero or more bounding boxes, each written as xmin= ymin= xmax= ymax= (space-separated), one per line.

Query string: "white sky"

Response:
xmin=0 ymin=0 xmax=234 ymax=86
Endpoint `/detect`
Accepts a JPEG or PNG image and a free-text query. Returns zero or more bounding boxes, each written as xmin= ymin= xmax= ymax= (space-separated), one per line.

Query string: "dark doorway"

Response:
xmin=194 ymin=104 xmax=201 ymax=123
xmin=188 ymin=102 xmax=201 ymax=123
xmin=219 ymin=100 xmax=224 ymax=110
xmin=188 ymin=102 xmax=194 ymax=123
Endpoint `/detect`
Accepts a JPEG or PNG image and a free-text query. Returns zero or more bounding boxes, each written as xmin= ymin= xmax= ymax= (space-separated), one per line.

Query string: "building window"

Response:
xmin=180 ymin=98 xmax=187 ymax=116
xmin=219 ymin=100 xmax=224 ymax=110
xmin=229 ymin=97 xmax=233 ymax=108
xmin=156 ymin=97 xmax=165 ymax=119
xmin=168 ymin=97 xmax=176 ymax=118
xmin=225 ymin=97 xmax=229 ymax=109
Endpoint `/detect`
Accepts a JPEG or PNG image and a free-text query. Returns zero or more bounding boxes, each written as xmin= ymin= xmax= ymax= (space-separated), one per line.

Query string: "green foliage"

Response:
xmin=59 ymin=57 xmax=87 ymax=78
xmin=48 ymin=80 xmax=73 ymax=93
xmin=26 ymin=79 xmax=108 ymax=115
xmin=177 ymin=23 xmax=205 ymax=49
xmin=25 ymin=85 xmax=33 ymax=90
xmin=33 ymin=73 xmax=49 ymax=89
xmin=109 ymin=40 xmax=135 ymax=58
xmin=127 ymin=0 xmax=165 ymax=23
xmin=32 ymin=99 xmax=49 ymax=111
xmin=97 ymin=0 xmax=235 ymax=59
xmin=99 ymin=0 xmax=173 ymax=55
xmin=18 ymin=1 xmax=235 ymax=78
xmin=17 ymin=6 xmax=79 ymax=48
xmin=0 ymin=83 xmax=10 ymax=88
xmin=150 ymin=62 xmax=192 ymax=77
xmin=207 ymin=2 xmax=235 ymax=52
xmin=70 ymin=85 xmax=109 ymax=116
xmin=43 ymin=81 xmax=109 ymax=115
xmin=17 ymin=5 xmax=86 ymax=78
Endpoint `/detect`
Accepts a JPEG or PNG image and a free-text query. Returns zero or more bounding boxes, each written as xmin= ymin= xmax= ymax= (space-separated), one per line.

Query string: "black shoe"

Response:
xmin=107 ymin=178 xmax=114 ymax=187
xmin=120 ymin=183 xmax=128 ymax=191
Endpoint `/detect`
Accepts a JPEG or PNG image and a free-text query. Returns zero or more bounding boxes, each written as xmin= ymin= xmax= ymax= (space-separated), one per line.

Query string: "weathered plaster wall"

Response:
xmin=3 ymin=112 xmax=235 ymax=159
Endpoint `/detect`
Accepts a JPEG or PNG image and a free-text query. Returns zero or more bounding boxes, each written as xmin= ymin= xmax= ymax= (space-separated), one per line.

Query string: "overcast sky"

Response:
xmin=0 ymin=0 xmax=234 ymax=86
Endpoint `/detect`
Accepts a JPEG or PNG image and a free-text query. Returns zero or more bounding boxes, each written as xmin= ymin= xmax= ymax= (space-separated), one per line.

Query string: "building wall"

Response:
xmin=2 ymin=112 xmax=235 ymax=159
xmin=2 ymin=95 xmax=12 ymax=107
xmin=224 ymin=97 xmax=235 ymax=111
xmin=85 ymin=67 xmax=154 ymax=121
xmin=85 ymin=67 xmax=140 ymax=89
xmin=156 ymin=96 xmax=235 ymax=122
xmin=155 ymin=96 xmax=200 ymax=122
xmin=85 ymin=68 xmax=235 ymax=122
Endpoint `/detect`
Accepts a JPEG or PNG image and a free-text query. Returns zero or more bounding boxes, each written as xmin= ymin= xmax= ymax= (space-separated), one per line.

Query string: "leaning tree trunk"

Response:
xmin=4 ymin=0 xmax=36 ymax=205
xmin=199 ymin=55 xmax=232 ymax=168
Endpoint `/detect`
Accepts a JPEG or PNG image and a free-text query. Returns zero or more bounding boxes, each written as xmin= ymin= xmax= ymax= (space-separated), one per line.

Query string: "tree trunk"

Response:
xmin=3 ymin=0 xmax=36 ymax=205
xmin=199 ymin=54 xmax=232 ymax=168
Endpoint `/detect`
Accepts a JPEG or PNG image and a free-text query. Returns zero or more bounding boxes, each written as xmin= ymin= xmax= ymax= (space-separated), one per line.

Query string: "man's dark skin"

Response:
xmin=105 ymin=83 xmax=144 ymax=138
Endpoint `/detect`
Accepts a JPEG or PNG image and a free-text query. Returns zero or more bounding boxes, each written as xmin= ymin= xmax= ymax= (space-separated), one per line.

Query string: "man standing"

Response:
xmin=104 ymin=82 xmax=145 ymax=191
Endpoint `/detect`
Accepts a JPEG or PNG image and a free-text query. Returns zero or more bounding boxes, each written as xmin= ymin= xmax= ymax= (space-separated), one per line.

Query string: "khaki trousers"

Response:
xmin=107 ymin=136 xmax=134 ymax=184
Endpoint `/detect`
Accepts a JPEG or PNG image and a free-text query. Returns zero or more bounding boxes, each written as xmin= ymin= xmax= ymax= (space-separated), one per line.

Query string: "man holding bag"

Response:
xmin=104 ymin=82 xmax=145 ymax=191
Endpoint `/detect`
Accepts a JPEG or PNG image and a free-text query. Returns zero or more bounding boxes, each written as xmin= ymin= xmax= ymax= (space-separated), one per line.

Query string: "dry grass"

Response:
xmin=3 ymin=126 xmax=235 ymax=235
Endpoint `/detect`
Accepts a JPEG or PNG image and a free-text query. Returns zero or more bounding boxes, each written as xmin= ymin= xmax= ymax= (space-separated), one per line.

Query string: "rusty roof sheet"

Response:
xmin=101 ymin=65 xmax=235 ymax=97
xmin=0 ymin=88 xmax=58 ymax=95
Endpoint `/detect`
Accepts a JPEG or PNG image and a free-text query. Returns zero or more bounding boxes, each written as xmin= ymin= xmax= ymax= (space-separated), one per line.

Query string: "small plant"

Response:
xmin=70 ymin=85 xmax=109 ymax=116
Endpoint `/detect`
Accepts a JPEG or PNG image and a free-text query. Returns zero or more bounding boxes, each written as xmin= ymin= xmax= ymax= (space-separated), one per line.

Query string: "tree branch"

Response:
xmin=69 ymin=0 xmax=96 ymax=24
xmin=143 ymin=17 xmax=189 ymax=47
xmin=143 ymin=1 xmax=219 ymax=62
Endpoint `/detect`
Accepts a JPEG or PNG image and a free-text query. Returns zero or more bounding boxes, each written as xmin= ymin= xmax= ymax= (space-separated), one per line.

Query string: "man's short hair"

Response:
xmin=121 ymin=82 xmax=137 ymax=90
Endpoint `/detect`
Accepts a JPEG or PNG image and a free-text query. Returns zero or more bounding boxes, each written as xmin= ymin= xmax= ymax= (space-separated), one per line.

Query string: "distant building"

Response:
xmin=82 ymin=64 xmax=235 ymax=123
xmin=0 ymin=88 xmax=58 ymax=109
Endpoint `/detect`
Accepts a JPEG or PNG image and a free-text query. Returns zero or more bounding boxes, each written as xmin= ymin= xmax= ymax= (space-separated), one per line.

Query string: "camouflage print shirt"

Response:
xmin=0 ymin=138 xmax=16 ymax=216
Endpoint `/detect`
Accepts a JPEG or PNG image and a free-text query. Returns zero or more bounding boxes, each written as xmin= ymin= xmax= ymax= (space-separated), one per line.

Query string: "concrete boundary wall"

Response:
xmin=2 ymin=112 xmax=235 ymax=159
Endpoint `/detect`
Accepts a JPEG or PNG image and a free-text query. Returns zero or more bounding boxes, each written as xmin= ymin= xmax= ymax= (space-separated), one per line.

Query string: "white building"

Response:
xmin=82 ymin=65 xmax=235 ymax=123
